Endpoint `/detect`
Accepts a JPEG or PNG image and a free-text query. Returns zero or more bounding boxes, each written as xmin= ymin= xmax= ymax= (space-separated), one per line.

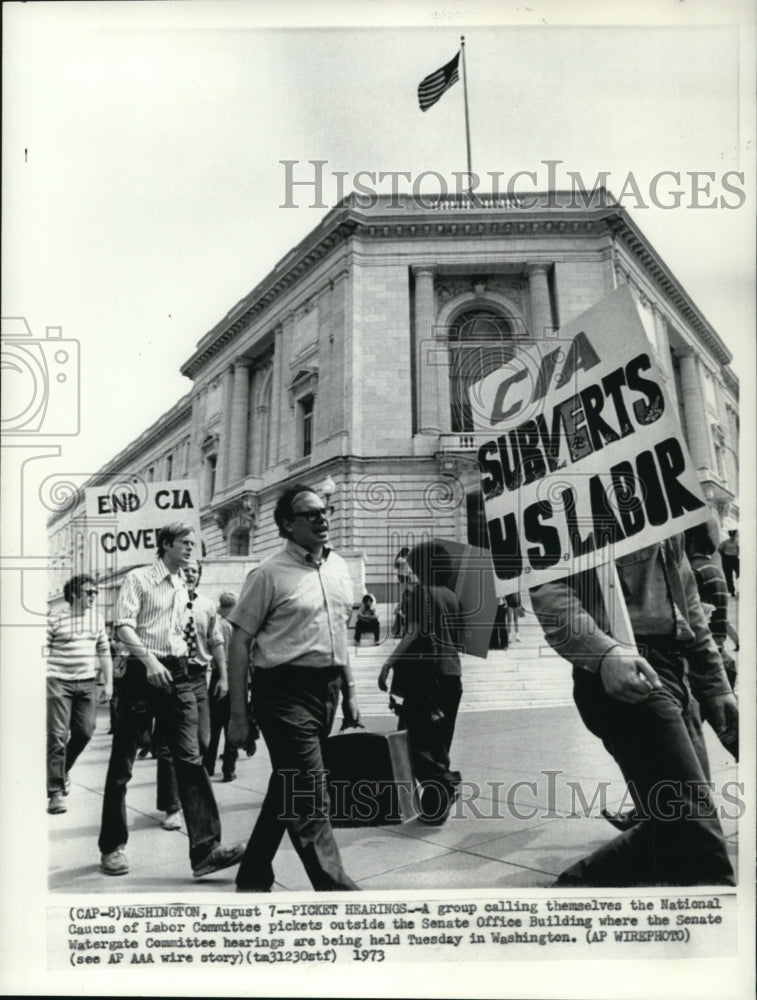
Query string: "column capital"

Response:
xmin=525 ymin=261 xmax=552 ymax=276
xmin=412 ymin=264 xmax=437 ymax=280
xmin=233 ymin=356 xmax=253 ymax=370
xmin=676 ymin=346 xmax=699 ymax=362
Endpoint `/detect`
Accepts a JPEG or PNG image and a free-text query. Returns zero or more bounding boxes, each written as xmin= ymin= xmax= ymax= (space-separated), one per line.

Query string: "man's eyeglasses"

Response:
xmin=291 ymin=505 xmax=333 ymax=523
xmin=84 ymin=589 xmax=99 ymax=597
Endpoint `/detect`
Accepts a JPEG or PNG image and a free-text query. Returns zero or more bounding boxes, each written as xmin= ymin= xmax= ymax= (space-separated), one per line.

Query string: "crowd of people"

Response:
xmin=46 ymin=483 xmax=740 ymax=890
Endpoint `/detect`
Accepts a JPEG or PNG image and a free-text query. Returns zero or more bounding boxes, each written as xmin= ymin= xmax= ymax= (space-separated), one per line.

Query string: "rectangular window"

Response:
xmin=147 ymin=466 xmax=154 ymax=483
xmin=166 ymin=454 xmax=173 ymax=480
xmin=206 ymin=454 xmax=217 ymax=500
xmin=300 ymin=395 xmax=314 ymax=458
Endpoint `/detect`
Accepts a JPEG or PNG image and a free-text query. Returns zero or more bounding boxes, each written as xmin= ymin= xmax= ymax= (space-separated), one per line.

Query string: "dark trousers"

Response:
xmin=155 ymin=669 xmax=211 ymax=813
xmin=98 ymin=657 xmax=221 ymax=868
xmin=720 ymin=554 xmax=739 ymax=596
xmin=203 ymin=667 xmax=239 ymax=777
xmin=47 ymin=677 xmax=97 ymax=795
xmin=235 ymin=666 xmax=358 ymax=892
xmin=354 ymin=619 xmax=379 ymax=643
xmin=399 ymin=675 xmax=462 ymax=817
xmin=561 ymin=641 xmax=735 ymax=887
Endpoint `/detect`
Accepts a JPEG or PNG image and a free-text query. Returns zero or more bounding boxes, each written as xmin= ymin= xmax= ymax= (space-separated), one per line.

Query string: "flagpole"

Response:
xmin=460 ymin=35 xmax=473 ymax=195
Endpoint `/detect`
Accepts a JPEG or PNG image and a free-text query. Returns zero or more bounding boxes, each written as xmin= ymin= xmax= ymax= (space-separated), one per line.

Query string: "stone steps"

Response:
xmin=347 ymin=637 xmax=573 ymax=716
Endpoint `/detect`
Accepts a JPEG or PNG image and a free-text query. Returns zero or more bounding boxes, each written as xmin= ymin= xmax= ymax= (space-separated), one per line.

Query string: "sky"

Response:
xmin=3 ymin=0 xmax=755 ymax=479
xmin=1 ymin=5 xmax=755 ymax=990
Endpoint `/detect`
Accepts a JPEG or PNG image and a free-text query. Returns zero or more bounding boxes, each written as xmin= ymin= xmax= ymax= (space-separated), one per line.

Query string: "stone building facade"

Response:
xmin=48 ymin=190 xmax=740 ymax=610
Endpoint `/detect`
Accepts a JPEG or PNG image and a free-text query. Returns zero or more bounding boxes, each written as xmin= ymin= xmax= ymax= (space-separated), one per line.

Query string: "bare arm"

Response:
xmin=340 ymin=657 xmax=361 ymax=727
xmin=227 ymin=624 xmax=253 ymax=745
xmin=116 ymin=624 xmax=172 ymax=689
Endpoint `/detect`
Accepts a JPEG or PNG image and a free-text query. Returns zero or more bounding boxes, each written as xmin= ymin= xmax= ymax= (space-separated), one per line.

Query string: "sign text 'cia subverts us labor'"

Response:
xmin=468 ymin=286 xmax=709 ymax=595
xmin=84 ymin=479 xmax=201 ymax=571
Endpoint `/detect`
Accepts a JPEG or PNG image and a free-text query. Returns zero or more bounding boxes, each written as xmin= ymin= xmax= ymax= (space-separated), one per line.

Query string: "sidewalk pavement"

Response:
xmin=48 ymin=698 xmax=739 ymax=895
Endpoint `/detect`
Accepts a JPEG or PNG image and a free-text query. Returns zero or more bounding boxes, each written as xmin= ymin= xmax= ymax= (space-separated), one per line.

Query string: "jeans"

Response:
xmin=47 ymin=677 xmax=97 ymax=796
xmin=155 ymin=669 xmax=210 ymax=814
xmin=98 ymin=658 xmax=221 ymax=868
xmin=560 ymin=640 xmax=735 ymax=887
xmin=235 ymin=665 xmax=358 ymax=892
xmin=203 ymin=667 xmax=239 ymax=777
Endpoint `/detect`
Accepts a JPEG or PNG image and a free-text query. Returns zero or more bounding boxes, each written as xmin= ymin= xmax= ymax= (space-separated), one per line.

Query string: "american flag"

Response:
xmin=417 ymin=51 xmax=460 ymax=112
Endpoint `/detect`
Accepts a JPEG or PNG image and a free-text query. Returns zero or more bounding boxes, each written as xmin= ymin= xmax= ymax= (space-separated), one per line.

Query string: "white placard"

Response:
xmin=470 ymin=286 xmax=711 ymax=595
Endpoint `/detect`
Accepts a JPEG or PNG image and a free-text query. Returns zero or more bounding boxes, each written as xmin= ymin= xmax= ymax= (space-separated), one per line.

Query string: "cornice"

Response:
xmin=607 ymin=212 xmax=732 ymax=367
xmin=179 ymin=188 xmax=735 ymax=381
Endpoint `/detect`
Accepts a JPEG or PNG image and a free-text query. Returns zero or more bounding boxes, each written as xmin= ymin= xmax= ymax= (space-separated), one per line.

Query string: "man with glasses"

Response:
xmin=228 ymin=484 xmax=361 ymax=892
xmin=47 ymin=575 xmax=112 ymax=814
xmin=98 ymin=522 xmax=244 ymax=879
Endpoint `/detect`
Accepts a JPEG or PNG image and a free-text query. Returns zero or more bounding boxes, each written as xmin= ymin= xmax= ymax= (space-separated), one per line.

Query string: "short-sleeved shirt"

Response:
xmin=718 ymin=538 xmax=739 ymax=558
xmin=47 ymin=608 xmax=109 ymax=681
xmin=229 ymin=541 xmax=353 ymax=670
xmin=186 ymin=592 xmax=224 ymax=667
xmin=115 ymin=560 xmax=189 ymax=657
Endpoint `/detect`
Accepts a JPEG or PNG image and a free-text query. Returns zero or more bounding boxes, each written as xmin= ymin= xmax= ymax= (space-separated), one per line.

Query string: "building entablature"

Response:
xmin=179 ymin=189 xmax=736 ymax=390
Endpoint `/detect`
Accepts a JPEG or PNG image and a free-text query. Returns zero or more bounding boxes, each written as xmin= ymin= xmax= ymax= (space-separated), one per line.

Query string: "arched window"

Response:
xmin=448 ymin=309 xmax=515 ymax=432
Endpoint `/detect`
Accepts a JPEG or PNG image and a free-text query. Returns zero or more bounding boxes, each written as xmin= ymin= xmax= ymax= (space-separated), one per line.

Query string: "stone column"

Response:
xmin=226 ymin=358 xmax=252 ymax=485
xmin=216 ymin=368 xmax=234 ymax=493
xmin=652 ymin=306 xmax=672 ymax=377
xmin=677 ymin=350 xmax=712 ymax=471
xmin=276 ymin=314 xmax=295 ymax=465
xmin=414 ymin=265 xmax=440 ymax=434
xmin=526 ymin=262 xmax=553 ymax=339
xmin=269 ymin=327 xmax=283 ymax=467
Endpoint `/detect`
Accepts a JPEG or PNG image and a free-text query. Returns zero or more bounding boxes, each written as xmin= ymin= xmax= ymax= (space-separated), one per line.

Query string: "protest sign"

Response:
xmin=84 ymin=478 xmax=201 ymax=571
xmin=469 ymin=286 xmax=711 ymax=596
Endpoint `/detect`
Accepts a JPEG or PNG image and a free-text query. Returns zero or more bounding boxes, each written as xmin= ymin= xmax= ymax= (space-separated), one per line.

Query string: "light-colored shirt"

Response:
xmin=115 ymin=560 xmax=189 ymax=657
xmin=718 ymin=537 xmax=739 ymax=558
xmin=218 ymin=616 xmax=233 ymax=654
xmin=229 ymin=541 xmax=353 ymax=670
xmin=47 ymin=608 xmax=109 ymax=681
xmin=186 ymin=591 xmax=224 ymax=667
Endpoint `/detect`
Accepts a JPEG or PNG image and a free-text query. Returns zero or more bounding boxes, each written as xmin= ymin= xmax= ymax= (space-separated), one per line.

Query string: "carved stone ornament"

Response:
xmin=214 ymin=491 xmax=260 ymax=538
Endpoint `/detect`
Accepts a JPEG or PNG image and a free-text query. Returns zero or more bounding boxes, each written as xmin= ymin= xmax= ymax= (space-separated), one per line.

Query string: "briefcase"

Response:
xmin=324 ymin=728 xmax=416 ymax=826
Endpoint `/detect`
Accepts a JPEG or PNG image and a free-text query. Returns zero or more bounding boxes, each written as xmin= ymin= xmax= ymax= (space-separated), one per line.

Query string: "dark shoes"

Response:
xmin=192 ymin=841 xmax=246 ymax=878
xmin=47 ymin=792 xmax=67 ymax=814
xmin=222 ymin=770 xmax=236 ymax=782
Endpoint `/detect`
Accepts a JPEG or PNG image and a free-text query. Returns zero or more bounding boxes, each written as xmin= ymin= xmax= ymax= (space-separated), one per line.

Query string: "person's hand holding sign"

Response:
xmin=599 ymin=648 xmax=662 ymax=703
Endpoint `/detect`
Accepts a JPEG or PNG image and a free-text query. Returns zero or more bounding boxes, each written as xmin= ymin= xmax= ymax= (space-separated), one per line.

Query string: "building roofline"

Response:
xmin=179 ymin=187 xmax=736 ymax=380
xmin=47 ymin=392 xmax=193 ymax=528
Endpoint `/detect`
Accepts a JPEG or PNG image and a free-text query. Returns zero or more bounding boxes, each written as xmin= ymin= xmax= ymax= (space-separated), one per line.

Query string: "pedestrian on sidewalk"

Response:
xmin=204 ymin=591 xmax=257 ymax=781
xmin=718 ymin=529 xmax=739 ymax=598
xmin=228 ymin=484 xmax=361 ymax=892
xmin=98 ymin=523 xmax=244 ymax=879
xmin=379 ymin=540 xmax=463 ymax=825
xmin=47 ymin=575 xmax=113 ymax=815
xmin=391 ymin=548 xmax=413 ymax=638
xmin=531 ymin=535 xmax=737 ymax=887
xmin=685 ymin=521 xmax=738 ymax=698
xmin=154 ymin=558 xmax=229 ymax=831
